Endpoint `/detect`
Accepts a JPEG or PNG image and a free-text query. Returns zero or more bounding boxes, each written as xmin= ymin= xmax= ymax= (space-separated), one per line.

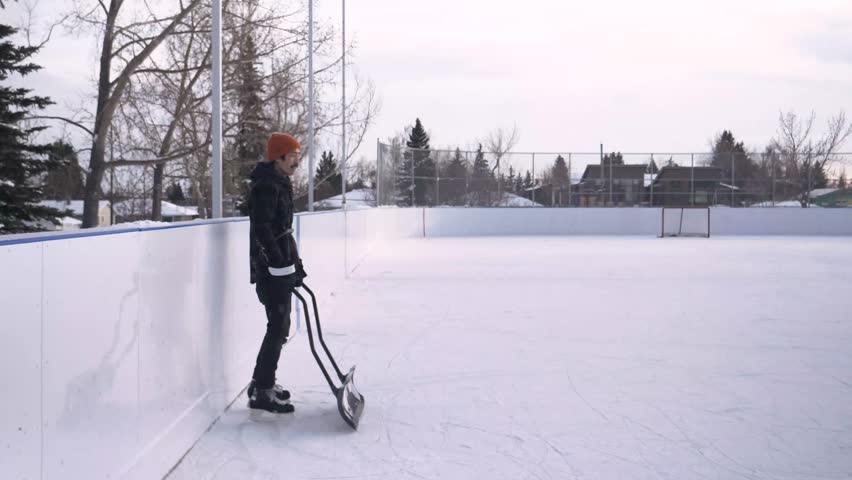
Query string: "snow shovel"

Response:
xmin=293 ymin=283 xmax=365 ymax=430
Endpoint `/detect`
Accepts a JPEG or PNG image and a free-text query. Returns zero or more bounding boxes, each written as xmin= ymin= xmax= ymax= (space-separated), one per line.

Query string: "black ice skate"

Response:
xmin=249 ymin=387 xmax=295 ymax=418
xmin=247 ymin=380 xmax=290 ymax=404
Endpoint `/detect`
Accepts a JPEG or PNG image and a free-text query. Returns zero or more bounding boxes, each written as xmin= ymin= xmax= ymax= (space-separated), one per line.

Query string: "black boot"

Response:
xmin=247 ymin=379 xmax=291 ymax=402
xmin=249 ymin=387 xmax=295 ymax=415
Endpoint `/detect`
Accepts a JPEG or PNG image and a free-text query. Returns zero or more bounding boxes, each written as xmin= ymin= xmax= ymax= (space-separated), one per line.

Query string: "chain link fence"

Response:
xmin=376 ymin=141 xmax=852 ymax=208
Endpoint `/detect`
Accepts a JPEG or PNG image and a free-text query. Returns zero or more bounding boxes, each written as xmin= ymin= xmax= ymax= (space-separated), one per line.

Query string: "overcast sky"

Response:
xmin=7 ymin=0 xmax=852 ymax=172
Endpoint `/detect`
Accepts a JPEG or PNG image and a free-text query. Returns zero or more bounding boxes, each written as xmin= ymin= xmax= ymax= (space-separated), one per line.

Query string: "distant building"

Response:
xmin=113 ymin=200 xmax=200 ymax=223
xmin=572 ymin=165 xmax=647 ymax=207
xmin=812 ymin=188 xmax=852 ymax=207
xmin=647 ymin=166 xmax=726 ymax=206
xmin=39 ymin=200 xmax=113 ymax=228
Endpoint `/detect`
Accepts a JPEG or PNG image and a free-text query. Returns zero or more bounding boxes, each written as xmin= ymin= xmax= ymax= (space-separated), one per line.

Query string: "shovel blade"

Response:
xmin=336 ymin=366 xmax=365 ymax=430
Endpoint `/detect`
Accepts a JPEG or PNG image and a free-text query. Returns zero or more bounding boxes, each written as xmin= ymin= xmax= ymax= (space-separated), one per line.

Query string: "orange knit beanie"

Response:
xmin=266 ymin=133 xmax=301 ymax=160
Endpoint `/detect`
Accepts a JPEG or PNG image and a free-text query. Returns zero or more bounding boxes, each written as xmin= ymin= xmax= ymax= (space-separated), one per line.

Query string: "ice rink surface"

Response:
xmin=169 ymin=236 xmax=852 ymax=480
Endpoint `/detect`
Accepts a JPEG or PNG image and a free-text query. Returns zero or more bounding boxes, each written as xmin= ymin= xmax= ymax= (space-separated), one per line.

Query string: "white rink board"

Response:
xmin=0 ymin=210 xmax=422 ymax=480
xmin=0 ymin=243 xmax=43 ymax=480
xmin=424 ymin=207 xmax=852 ymax=236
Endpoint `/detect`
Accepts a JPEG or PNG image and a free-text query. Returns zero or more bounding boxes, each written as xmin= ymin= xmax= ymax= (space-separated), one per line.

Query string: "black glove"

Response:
xmin=296 ymin=259 xmax=307 ymax=281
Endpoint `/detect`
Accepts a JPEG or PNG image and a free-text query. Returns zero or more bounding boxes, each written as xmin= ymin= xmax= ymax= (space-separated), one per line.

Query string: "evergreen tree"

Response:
xmin=315 ymin=150 xmax=342 ymax=201
xmin=523 ymin=170 xmax=533 ymax=192
xmin=43 ymin=140 xmax=84 ymax=201
xmin=515 ymin=170 xmax=525 ymax=197
xmin=0 ymin=24 xmax=65 ymax=233
xmin=232 ymin=30 xmax=268 ymax=214
xmin=166 ymin=182 xmax=186 ymax=204
xmin=506 ymin=165 xmax=516 ymax=195
xmin=838 ymin=172 xmax=848 ymax=189
xmin=470 ymin=144 xmax=494 ymax=205
xmin=396 ymin=118 xmax=435 ymax=206
xmin=646 ymin=158 xmax=659 ymax=174
xmin=552 ymin=155 xmax=570 ymax=205
xmin=711 ymin=130 xmax=755 ymax=186
xmin=444 ymin=147 xmax=467 ymax=205
xmin=602 ymin=152 xmax=624 ymax=167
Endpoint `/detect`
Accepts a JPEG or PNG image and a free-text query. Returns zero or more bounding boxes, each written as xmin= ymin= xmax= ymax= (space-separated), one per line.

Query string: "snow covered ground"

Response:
xmin=168 ymin=236 xmax=852 ymax=480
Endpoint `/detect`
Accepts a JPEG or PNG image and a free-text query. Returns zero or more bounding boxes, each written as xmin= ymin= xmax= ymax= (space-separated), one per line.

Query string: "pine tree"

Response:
xmin=552 ymin=155 xmax=570 ymax=205
xmin=838 ymin=172 xmax=848 ymax=189
xmin=523 ymin=170 xmax=533 ymax=191
xmin=444 ymin=147 xmax=467 ymax=205
xmin=515 ymin=170 xmax=525 ymax=197
xmin=470 ymin=144 xmax=494 ymax=206
xmin=711 ymin=130 xmax=755 ymax=186
xmin=232 ymin=29 xmax=268 ymax=214
xmin=166 ymin=182 xmax=186 ymax=204
xmin=0 ymin=24 xmax=65 ymax=233
xmin=646 ymin=158 xmax=659 ymax=174
xmin=602 ymin=152 xmax=624 ymax=167
xmin=315 ymin=150 xmax=342 ymax=201
xmin=396 ymin=118 xmax=435 ymax=206
xmin=506 ymin=165 xmax=516 ymax=195
xmin=42 ymin=140 xmax=84 ymax=201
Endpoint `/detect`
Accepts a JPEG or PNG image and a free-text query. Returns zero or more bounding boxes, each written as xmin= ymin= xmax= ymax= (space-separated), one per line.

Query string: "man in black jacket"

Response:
xmin=247 ymin=132 xmax=306 ymax=415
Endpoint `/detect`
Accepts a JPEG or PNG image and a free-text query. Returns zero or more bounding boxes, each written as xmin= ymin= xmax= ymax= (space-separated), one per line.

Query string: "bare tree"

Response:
xmin=771 ymin=110 xmax=852 ymax=207
xmin=484 ymin=125 xmax=520 ymax=201
xmin=71 ymin=0 xmax=204 ymax=227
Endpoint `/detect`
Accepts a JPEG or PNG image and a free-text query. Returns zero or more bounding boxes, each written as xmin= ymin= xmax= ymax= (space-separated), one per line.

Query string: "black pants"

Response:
xmin=252 ymin=278 xmax=293 ymax=389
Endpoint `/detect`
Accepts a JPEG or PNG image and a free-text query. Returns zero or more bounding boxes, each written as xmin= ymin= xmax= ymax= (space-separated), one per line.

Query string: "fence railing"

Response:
xmin=376 ymin=141 xmax=852 ymax=208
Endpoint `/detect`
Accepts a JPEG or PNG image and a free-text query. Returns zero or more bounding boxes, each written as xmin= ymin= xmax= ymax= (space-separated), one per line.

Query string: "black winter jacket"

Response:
xmin=248 ymin=162 xmax=300 ymax=284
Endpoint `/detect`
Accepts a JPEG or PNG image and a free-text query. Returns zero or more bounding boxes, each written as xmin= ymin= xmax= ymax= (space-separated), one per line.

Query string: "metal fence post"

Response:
xmin=568 ymin=153 xmax=572 ymax=207
xmin=465 ymin=150 xmax=470 ymax=203
xmin=690 ymin=153 xmax=695 ymax=206
xmin=531 ymin=153 xmax=536 ymax=205
xmin=609 ymin=152 xmax=613 ymax=206
xmin=435 ymin=155 xmax=440 ymax=207
xmin=731 ymin=151 xmax=735 ymax=207
xmin=376 ymin=139 xmax=381 ymax=206
xmin=770 ymin=152 xmax=775 ymax=206
xmin=650 ymin=154 xmax=655 ymax=207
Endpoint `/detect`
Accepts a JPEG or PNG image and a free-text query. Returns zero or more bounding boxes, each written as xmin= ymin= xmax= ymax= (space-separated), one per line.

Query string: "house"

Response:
xmin=647 ymin=166 xmax=726 ymax=206
xmin=812 ymin=188 xmax=852 ymax=207
xmin=572 ymin=165 xmax=647 ymax=207
xmin=39 ymin=200 xmax=113 ymax=228
xmin=113 ymin=200 xmax=200 ymax=223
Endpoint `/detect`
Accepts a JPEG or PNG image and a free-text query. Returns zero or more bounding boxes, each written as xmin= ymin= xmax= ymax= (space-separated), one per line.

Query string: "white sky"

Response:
xmin=6 ymin=0 xmax=852 ymax=171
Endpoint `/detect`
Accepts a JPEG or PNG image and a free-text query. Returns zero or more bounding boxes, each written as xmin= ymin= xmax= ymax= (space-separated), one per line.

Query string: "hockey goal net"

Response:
xmin=660 ymin=207 xmax=710 ymax=238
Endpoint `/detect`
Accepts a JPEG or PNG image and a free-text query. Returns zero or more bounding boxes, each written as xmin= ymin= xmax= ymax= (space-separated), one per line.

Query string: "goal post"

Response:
xmin=660 ymin=207 xmax=710 ymax=238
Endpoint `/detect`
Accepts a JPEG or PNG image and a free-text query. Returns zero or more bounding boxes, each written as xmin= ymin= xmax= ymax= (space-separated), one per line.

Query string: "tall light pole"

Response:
xmin=341 ymin=0 xmax=347 ymax=208
xmin=211 ymin=0 xmax=223 ymax=217
xmin=308 ymin=0 xmax=315 ymax=211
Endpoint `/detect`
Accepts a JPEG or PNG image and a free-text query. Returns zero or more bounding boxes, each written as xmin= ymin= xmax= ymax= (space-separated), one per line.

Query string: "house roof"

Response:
xmin=809 ymin=188 xmax=839 ymax=198
xmin=39 ymin=200 xmax=111 ymax=216
xmin=654 ymin=166 xmax=722 ymax=182
xmin=113 ymin=199 xmax=199 ymax=218
xmin=580 ymin=164 xmax=647 ymax=181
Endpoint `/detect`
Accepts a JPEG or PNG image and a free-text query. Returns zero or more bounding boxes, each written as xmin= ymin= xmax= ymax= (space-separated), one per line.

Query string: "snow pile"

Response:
xmin=314 ymin=189 xmax=376 ymax=209
xmin=39 ymin=200 xmax=111 ymax=216
xmin=113 ymin=199 xmax=199 ymax=218
xmin=495 ymin=192 xmax=542 ymax=207
xmin=750 ymin=200 xmax=821 ymax=208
